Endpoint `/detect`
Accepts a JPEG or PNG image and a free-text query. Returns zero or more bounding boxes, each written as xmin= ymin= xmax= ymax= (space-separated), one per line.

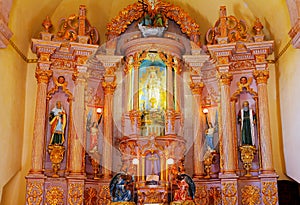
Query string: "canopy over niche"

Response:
xmin=106 ymin=0 xmax=201 ymax=46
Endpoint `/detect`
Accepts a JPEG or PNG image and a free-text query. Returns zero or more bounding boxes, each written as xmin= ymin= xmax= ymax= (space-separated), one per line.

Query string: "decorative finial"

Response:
xmin=253 ymin=18 xmax=264 ymax=35
xmin=42 ymin=16 xmax=52 ymax=33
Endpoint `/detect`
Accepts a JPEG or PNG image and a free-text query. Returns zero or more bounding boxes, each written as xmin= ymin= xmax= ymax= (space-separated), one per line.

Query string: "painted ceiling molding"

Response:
xmin=287 ymin=0 xmax=300 ymax=48
xmin=0 ymin=0 xmax=13 ymax=48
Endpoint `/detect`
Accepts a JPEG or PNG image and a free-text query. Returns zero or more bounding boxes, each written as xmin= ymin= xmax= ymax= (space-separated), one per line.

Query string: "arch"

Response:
xmin=106 ymin=0 xmax=200 ymax=45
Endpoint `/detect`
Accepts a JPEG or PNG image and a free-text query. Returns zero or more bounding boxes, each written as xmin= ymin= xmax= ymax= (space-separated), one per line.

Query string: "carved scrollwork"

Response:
xmin=68 ymin=183 xmax=83 ymax=205
xmin=221 ymin=182 xmax=237 ymax=205
xmin=206 ymin=6 xmax=251 ymax=45
xmin=27 ymin=182 xmax=43 ymax=205
xmin=106 ymin=0 xmax=200 ymax=44
xmin=253 ymin=70 xmax=269 ymax=84
xmin=46 ymin=186 xmax=64 ymax=205
xmin=53 ymin=5 xmax=99 ymax=44
xmin=262 ymin=182 xmax=278 ymax=205
xmin=218 ymin=72 xmax=233 ymax=85
xmin=241 ymin=185 xmax=260 ymax=205
xmin=98 ymin=185 xmax=111 ymax=205
xmin=84 ymin=187 xmax=98 ymax=205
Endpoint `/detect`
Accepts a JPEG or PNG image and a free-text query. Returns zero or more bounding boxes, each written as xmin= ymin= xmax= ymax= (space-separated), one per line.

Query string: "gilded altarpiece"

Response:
xmin=26 ymin=1 xmax=278 ymax=204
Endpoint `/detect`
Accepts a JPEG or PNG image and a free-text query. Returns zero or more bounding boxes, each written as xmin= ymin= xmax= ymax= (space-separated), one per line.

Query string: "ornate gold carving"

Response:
xmin=98 ymin=185 xmax=111 ymax=205
xmin=203 ymin=150 xmax=217 ymax=178
xmin=241 ymin=185 xmax=260 ymax=205
xmin=255 ymin=54 xmax=266 ymax=63
xmin=262 ymin=182 xmax=278 ymax=205
xmin=124 ymin=55 xmax=134 ymax=74
xmin=48 ymin=145 xmax=65 ymax=177
xmin=230 ymin=60 xmax=254 ymax=71
xmin=138 ymin=188 xmax=167 ymax=204
xmin=53 ymin=6 xmax=99 ymax=45
xmin=47 ymin=75 xmax=73 ymax=101
xmin=40 ymin=53 xmax=51 ymax=61
xmin=110 ymin=202 xmax=136 ymax=205
xmin=234 ymin=77 xmax=256 ymax=95
xmin=68 ymin=183 xmax=83 ymax=205
xmin=194 ymin=185 xmax=208 ymax=204
xmin=52 ymin=59 xmax=76 ymax=71
xmin=27 ymin=182 xmax=43 ymax=205
xmin=218 ymin=72 xmax=233 ymax=85
xmin=189 ymin=82 xmax=204 ymax=94
xmin=206 ymin=6 xmax=251 ymax=44
xmin=35 ymin=69 xmax=53 ymax=84
xmin=222 ymin=182 xmax=237 ymax=205
xmin=253 ymin=70 xmax=269 ymax=84
xmin=102 ymin=81 xmax=117 ymax=95
xmin=42 ymin=16 xmax=53 ymax=33
xmin=46 ymin=186 xmax=64 ymax=205
xmin=84 ymin=187 xmax=98 ymax=205
xmin=89 ymin=154 xmax=101 ymax=179
xmin=239 ymin=145 xmax=257 ymax=177
xmin=165 ymin=109 xmax=176 ymax=132
xmin=218 ymin=56 xmax=229 ymax=65
xmin=170 ymin=200 xmax=195 ymax=205
xmin=209 ymin=187 xmax=222 ymax=205
xmin=106 ymin=0 xmax=200 ymax=44
xmin=129 ymin=109 xmax=141 ymax=128
xmin=253 ymin=18 xmax=264 ymax=36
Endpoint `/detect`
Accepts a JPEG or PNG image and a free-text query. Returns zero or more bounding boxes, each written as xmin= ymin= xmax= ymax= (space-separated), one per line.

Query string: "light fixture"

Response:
xmin=167 ymin=158 xmax=174 ymax=165
xmin=97 ymin=107 xmax=103 ymax=125
xmin=203 ymin=108 xmax=208 ymax=114
xmin=96 ymin=107 xmax=102 ymax=114
xmin=132 ymin=158 xmax=139 ymax=165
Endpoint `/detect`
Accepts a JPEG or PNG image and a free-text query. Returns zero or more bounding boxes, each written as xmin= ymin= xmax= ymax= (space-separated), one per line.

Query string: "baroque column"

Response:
xmin=190 ymin=79 xmax=205 ymax=178
xmin=253 ymin=70 xmax=274 ymax=174
xmin=102 ymin=69 xmax=117 ymax=179
xmin=30 ymin=63 xmax=53 ymax=174
xmin=218 ymin=72 xmax=236 ymax=175
xmin=68 ymin=66 xmax=88 ymax=175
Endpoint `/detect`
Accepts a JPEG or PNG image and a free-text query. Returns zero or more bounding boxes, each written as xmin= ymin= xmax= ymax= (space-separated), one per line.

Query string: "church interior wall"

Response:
xmin=0 ymin=0 xmax=299 ymax=204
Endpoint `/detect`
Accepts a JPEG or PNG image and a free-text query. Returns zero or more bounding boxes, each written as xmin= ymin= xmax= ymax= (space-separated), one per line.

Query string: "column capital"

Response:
xmin=253 ymin=70 xmax=269 ymax=84
xmin=218 ymin=72 xmax=233 ymax=85
xmin=189 ymin=82 xmax=204 ymax=94
xmin=35 ymin=69 xmax=53 ymax=84
xmin=102 ymin=81 xmax=117 ymax=95
xmin=72 ymin=66 xmax=89 ymax=84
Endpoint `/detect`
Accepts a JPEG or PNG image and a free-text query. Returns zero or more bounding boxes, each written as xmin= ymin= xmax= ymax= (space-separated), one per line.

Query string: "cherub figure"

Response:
xmin=237 ymin=76 xmax=252 ymax=92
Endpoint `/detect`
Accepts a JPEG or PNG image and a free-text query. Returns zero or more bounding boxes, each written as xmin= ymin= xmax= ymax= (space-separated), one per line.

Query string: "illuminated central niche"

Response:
xmin=138 ymin=52 xmax=167 ymax=136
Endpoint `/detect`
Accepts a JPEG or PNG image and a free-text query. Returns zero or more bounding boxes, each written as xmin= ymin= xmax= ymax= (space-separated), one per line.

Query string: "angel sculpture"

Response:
xmin=237 ymin=76 xmax=252 ymax=92
xmin=173 ymin=174 xmax=196 ymax=202
xmin=109 ymin=172 xmax=134 ymax=202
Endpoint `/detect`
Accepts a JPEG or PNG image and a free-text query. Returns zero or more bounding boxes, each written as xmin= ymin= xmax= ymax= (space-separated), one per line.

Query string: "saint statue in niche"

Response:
xmin=146 ymin=68 xmax=162 ymax=109
xmin=49 ymin=101 xmax=67 ymax=145
xmin=237 ymin=101 xmax=256 ymax=145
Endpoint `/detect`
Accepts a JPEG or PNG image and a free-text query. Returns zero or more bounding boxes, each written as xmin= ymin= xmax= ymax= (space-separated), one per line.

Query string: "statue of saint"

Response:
xmin=173 ymin=174 xmax=195 ymax=202
xmin=147 ymin=69 xmax=161 ymax=109
xmin=237 ymin=101 xmax=256 ymax=145
xmin=89 ymin=122 xmax=99 ymax=153
xmin=205 ymin=122 xmax=215 ymax=151
xmin=110 ymin=173 xmax=133 ymax=202
xmin=49 ymin=101 xmax=67 ymax=145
